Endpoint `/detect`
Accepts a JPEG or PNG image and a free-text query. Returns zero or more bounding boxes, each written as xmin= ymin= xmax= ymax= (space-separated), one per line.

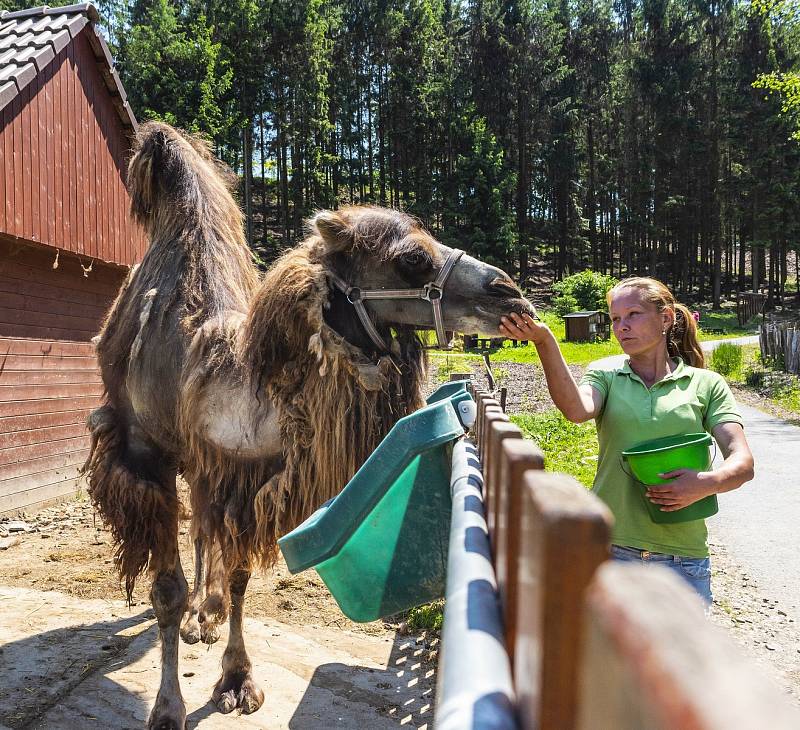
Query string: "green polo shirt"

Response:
xmin=580 ymin=358 xmax=742 ymax=557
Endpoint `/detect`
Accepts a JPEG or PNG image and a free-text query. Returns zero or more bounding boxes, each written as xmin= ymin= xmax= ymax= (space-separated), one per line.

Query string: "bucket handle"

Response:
xmin=619 ymin=441 xmax=718 ymax=484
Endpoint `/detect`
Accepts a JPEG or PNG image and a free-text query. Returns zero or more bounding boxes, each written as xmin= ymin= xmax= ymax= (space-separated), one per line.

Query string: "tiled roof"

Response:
xmin=0 ymin=3 xmax=136 ymax=130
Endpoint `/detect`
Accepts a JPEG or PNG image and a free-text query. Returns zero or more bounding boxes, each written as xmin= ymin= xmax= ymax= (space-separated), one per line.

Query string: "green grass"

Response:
xmin=775 ymin=386 xmax=800 ymax=412
xmin=712 ymin=343 xmax=800 ymax=417
xmin=431 ymin=353 xmax=480 ymax=382
xmin=732 ymin=344 xmax=800 ymax=415
xmin=403 ymin=599 xmax=445 ymax=632
xmin=511 ymin=409 xmax=599 ymax=488
xmin=693 ymin=306 xmax=759 ymax=340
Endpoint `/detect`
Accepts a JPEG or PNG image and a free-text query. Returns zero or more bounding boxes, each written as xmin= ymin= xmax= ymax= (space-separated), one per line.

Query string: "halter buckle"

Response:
xmin=421 ymin=283 xmax=443 ymax=302
xmin=346 ymin=287 xmax=363 ymax=304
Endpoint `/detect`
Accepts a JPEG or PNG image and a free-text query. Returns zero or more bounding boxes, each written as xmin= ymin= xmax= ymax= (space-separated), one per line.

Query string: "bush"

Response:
xmin=744 ymin=366 xmax=765 ymax=388
xmin=709 ymin=343 xmax=743 ymax=377
xmin=552 ymin=270 xmax=618 ymax=316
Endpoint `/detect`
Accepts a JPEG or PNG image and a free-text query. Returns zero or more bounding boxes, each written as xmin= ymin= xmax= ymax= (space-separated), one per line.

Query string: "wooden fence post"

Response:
xmin=481 ymin=407 xmax=507 ymax=503
xmin=495 ymin=438 xmax=544 ymax=667
xmin=578 ymin=563 xmax=800 ymax=729
xmin=485 ymin=420 xmax=523 ymax=552
xmin=473 ymin=390 xmax=486 ymax=442
xmin=478 ymin=398 xmax=501 ymax=454
xmin=514 ymin=471 xmax=612 ymax=730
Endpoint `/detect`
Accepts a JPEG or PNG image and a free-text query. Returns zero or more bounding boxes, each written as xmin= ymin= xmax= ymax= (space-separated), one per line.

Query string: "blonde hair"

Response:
xmin=607 ymin=277 xmax=705 ymax=368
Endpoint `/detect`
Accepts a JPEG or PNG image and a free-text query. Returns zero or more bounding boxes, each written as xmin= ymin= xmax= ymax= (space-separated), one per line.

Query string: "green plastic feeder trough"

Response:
xmin=621 ymin=432 xmax=718 ymax=524
xmin=278 ymin=381 xmax=474 ymax=622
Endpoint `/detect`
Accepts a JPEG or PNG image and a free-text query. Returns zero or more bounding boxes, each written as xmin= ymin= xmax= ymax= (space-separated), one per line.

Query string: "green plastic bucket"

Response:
xmin=621 ymin=433 xmax=718 ymax=524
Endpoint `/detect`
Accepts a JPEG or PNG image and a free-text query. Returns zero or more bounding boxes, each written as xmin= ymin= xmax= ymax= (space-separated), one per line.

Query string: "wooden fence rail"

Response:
xmin=436 ymin=381 xmax=800 ymax=729
xmin=760 ymin=321 xmax=800 ymax=374
xmin=737 ymin=291 xmax=768 ymax=326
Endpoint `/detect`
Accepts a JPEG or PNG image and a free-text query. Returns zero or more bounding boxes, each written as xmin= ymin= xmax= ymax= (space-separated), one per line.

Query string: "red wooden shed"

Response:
xmin=0 ymin=3 xmax=146 ymax=514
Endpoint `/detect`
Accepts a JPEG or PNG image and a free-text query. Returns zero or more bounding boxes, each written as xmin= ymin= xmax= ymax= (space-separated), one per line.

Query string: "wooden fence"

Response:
xmin=442 ymin=375 xmax=800 ymax=729
xmin=737 ymin=291 xmax=768 ymax=326
xmin=760 ymin=320 xmax=800 ymax=374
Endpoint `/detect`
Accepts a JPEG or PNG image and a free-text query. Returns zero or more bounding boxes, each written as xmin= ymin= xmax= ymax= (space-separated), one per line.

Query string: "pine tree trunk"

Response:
xmin=243 ymin=120 xmax=254 ymax=246
xmin=260 ymin=113 xmax=267 ymax=246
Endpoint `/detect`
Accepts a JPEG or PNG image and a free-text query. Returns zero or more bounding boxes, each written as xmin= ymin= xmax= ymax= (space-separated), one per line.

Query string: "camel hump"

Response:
xmin=127 ymin=121 xmax=240 ymax=234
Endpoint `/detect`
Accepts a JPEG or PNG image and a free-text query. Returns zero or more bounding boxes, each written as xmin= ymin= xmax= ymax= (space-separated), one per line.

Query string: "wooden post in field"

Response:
xmin=495 ymin=438 xmax=544 ymax=666
xmin=486 ymin=420 xmax=523 ymax=551
xmin=449 ymin=372 xmax=472 ymax=382
xmin=514 ymin=471 xmax=612 ymax=730
xmin=578 ymin=563 xmax=800 ymax=729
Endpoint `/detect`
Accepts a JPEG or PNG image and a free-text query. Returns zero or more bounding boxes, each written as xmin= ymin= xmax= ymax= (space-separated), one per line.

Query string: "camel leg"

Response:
xmin=180 ymin=537 xmax=204 ymax=644
xmin=212 ymin=567 xmax=264 ymax=714
xmin=148 ymin=537 xmax=189 ymax=730
xmin=198 ymin=539 xmax=228 ymax=645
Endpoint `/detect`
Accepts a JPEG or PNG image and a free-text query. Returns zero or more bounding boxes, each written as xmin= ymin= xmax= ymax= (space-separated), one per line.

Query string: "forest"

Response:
xmin=4 ymin=0 xmax=799 ymax=306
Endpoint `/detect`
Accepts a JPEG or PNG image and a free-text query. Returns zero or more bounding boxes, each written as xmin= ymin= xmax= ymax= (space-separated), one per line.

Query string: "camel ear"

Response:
xmin=312 ymin=210 xmax=353 ymax=252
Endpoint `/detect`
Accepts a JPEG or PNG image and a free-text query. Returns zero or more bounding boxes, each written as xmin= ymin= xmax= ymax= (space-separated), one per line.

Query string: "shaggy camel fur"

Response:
xmin=83 ymin=121 xmax=534 ymax=730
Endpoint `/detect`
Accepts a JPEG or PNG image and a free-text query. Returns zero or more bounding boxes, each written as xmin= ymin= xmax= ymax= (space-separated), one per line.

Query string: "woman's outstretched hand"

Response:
xmin=500 ymin=312 xmax=550 ymax=346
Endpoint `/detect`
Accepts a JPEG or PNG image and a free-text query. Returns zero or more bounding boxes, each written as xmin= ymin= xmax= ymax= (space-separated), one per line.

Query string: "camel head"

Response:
xmin=310 ymin=206 xmax=535 ymax=348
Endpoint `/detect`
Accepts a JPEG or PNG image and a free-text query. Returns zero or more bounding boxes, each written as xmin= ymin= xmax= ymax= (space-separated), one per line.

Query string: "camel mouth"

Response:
xmin=475 ymin=297 xmax=535 ymax=318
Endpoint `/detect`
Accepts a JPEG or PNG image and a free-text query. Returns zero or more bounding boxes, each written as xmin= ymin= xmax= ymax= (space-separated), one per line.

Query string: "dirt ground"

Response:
xmin=0 ymin=495 xmax=405 ymax=640
xmin=0 ymin=498 xmax=438 ymax=729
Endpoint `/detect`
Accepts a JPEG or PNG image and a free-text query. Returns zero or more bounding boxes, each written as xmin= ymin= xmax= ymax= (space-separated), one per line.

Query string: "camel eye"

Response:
xmin=401 ymin=250 xmax=430 ymax=269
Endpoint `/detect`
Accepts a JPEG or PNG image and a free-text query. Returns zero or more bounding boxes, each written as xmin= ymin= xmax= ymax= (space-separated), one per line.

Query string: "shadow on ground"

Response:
xmin=0 ymin=608 xmax=154 ymax=729
xmin=288 ymin=629 xmax=437 ymax=729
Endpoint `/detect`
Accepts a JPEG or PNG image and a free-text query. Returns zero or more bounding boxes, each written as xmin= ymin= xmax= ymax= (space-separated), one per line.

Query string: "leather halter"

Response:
xmin=327 ymin=248 xmax=465 ymax=352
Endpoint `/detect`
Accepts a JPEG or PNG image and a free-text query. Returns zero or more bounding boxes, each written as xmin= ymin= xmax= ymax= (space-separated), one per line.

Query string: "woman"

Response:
xmin=500 ymin=277 xmax=754 ymax=604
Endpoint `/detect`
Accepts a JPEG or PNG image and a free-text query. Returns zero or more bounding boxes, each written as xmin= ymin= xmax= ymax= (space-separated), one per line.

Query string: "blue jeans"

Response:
xmin=610 ymin=544 xmax=713 ymax=605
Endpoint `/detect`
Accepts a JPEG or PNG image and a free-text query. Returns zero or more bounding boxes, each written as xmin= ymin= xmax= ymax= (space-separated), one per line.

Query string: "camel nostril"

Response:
xmin=487 ymin=276 xmax=521 ymax=298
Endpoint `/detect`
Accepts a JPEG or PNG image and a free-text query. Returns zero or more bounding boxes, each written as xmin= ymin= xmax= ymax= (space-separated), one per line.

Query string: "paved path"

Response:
xmin=0 ymin=587 xmax=433 ymax=729
xmin=707 ymin=404 xmax=800 ymax=623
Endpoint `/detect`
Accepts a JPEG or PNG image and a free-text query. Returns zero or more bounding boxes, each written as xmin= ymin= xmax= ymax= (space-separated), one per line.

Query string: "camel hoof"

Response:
xmin=180 ymin=617 xmax=201 ymax=645
xmin=200 ymin=621 xmax=220 ymax=645
xmin=212 ymin=671 xmax=264 ymax=715
xmin=147 ymin=720 xmax=187 ymax=730
xmin=147 ymin=702 xmax=187 ymax=730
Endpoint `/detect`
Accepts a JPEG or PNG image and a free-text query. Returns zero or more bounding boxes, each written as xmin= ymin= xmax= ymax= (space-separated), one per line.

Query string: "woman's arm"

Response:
xmin=646 ymin=422 xmax=755 ymax=511
xmin=500 ymin=312 xmax=602 ymax=423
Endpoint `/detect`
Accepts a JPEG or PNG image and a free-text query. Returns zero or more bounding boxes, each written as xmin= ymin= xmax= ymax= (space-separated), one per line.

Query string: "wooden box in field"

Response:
xmin=563 ymin=310 xmax=610 ymax=343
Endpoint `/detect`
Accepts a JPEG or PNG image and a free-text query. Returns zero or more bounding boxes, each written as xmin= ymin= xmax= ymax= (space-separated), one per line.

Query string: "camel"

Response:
xmin=83 ymin=121 xmax=534 ymax=730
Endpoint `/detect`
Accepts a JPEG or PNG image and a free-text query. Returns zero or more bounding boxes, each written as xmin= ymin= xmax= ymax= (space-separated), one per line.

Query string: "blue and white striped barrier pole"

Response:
xmin=435 ymin=437 xmax=517 ymax=730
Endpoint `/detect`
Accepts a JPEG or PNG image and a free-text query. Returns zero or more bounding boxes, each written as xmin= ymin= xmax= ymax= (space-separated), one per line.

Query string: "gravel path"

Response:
xmin=429 ymin=358 xmax=584 ymax=414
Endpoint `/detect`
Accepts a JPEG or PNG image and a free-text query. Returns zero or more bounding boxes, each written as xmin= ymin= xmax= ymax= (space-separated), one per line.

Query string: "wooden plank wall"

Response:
xmin=0 ymin=238 xmax=124 ymax=513
xmin=0 ymin=29 xmax=146 ymax=267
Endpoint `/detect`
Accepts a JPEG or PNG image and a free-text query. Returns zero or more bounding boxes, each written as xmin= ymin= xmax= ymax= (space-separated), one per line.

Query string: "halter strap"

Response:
xmin=327 ymin=248 xmax=465 ymax=352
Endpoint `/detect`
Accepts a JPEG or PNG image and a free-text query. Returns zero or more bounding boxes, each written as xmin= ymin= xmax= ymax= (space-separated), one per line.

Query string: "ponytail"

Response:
xmin=669 ymin=303 xmax=704 ymax=368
